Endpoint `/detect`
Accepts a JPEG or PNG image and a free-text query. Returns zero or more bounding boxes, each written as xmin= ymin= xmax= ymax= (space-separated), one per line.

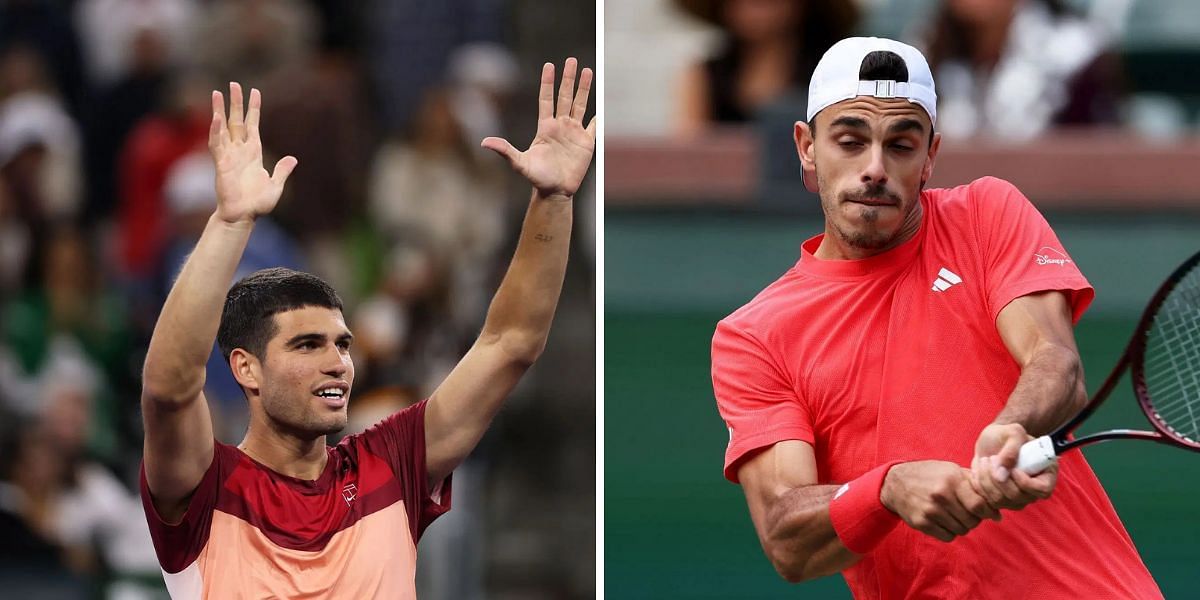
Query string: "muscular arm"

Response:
xmin=971 ymin=290 xmax=1086 ymax=507
xmin=739 ymin=441 xmax=858 ymax=583
xmin=141 ymin=84 xmax=296 ymax=521
xmin=993 ymin=290 xmax=1088 ymax=435
xmin=423 ymin=59 xmax=595 ymax=485
xmin=742 ymin=443 xmax=999 ymax=583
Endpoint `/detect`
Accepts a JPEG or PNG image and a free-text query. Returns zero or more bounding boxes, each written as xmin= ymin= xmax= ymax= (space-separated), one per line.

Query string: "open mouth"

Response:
xmin=313 ymin=384 xmax=350 ymax=408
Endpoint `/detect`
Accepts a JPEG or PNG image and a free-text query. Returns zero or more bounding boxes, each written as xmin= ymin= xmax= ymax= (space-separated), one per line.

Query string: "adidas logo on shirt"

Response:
xmin=931 ymin=268 xmax=962 ymax=292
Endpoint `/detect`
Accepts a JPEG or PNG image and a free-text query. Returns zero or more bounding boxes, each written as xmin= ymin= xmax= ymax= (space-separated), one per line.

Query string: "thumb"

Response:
xmin=481 ymin=137 xmax=521 ymax=165
xmin=992 ymin=433 xmax=1025 ymax=481
xmin=271 ymin=156 xmax=298 ymax=187
xmin=586 ymin=115 xmax=598 ymax=138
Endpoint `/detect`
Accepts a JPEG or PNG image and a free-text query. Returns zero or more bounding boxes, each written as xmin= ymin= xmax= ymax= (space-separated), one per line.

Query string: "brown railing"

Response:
xmin=607 ymin=128 xmax=1200 ymax=210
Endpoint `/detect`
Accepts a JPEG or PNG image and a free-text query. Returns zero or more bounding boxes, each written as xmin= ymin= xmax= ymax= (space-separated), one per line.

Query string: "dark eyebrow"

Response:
xmin=284 ymin=332 xmax=354 ymax=347
xmin=829 ymin=116 xmax=869 ymax=131
xmin=887 ymin=118 xmax=926 ymax=136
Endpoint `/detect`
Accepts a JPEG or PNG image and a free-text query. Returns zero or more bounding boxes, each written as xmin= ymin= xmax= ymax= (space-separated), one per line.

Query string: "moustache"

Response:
xmin=841 ymin=185 xmax=901 ymax=205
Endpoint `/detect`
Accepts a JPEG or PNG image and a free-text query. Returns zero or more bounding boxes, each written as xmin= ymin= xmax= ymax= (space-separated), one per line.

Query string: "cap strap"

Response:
xmin=857 ymin=80 xmax=910 ymax=99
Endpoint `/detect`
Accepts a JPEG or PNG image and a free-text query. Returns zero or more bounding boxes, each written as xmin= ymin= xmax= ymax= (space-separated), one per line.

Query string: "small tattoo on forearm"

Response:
xmin=534 ymin=233 xmax=554 ymax=242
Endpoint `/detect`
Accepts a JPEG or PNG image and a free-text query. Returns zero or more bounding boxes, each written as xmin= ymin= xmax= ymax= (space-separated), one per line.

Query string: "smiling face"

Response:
xmin=232 ymin=306 xmax=356 ymax=438
xmin=796 ymin=96 xmax=941 ymax=257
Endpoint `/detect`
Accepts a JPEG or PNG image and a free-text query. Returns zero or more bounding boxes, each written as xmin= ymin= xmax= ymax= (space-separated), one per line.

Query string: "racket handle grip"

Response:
xmin=1016 ymin=435 xmax=1058 ymax=474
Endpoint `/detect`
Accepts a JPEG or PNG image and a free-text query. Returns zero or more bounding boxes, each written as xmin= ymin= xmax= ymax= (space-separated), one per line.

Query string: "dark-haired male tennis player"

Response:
xmin=712 ymin=38 xmax=1161 ymax=597
xmin=139 ymin=58 xmax=594 ymax=598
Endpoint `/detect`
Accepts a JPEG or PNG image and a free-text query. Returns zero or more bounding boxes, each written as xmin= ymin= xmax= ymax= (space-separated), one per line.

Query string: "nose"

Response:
xmin=861 ymin=145 xmax=888 ymax=186
xmin=322 ymin=347 xmax=350 ymax=378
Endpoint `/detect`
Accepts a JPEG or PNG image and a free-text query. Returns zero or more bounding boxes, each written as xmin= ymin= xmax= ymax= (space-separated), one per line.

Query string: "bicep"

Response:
xmin=425 ymin=339 xmax=527 ymax=482
xmin=995 ymin=290 xmax=1080 ymax=366
xmin=738 ymin=440 xmax=819 ymax=539
xmin=141 ymin=390 xmax=214 ymax=522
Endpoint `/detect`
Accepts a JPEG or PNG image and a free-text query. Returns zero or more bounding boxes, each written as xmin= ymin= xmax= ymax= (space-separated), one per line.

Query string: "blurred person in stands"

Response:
xmin=194 ymin=0 xmax=317 ymax=87
xmin=923 ymin=0 xmax=1123 ymax=140
xmin=0 ymin=44 xmax=83 ymax=221
xmin=116 ymin=72 xmax=210 ymax=279
xmin=369 ymin=86 xmax=508 ymax=334
xmin=0 ymin=224 xmax=130 ymax=455
xmin=674 ymin=0 xmax=859 ymax=135
xmin=72 ymin=0 xmax=195 ymax=88
xmin=0 ymin=376 xmax=159 ymax=597
xmin=138 ymin=57 xmax=593 ymax=597
xmin=0 ymin=0 xmax=86 ymax=117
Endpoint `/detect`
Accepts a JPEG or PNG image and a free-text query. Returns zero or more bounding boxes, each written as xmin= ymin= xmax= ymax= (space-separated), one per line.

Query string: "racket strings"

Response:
xmin=1143 ymin=266 xmax=1200 ymax=444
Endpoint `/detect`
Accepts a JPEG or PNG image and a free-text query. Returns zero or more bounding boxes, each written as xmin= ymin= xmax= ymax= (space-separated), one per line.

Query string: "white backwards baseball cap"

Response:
xmin=806 ymin=37 xmax=937 ymax=125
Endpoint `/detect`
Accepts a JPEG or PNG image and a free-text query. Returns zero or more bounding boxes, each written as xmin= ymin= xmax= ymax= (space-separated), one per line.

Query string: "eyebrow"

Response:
xmin=829 ymin=116 xmax=869 ymax=131
xmin=284 ymin=331 xmax=354 ymax=347
xmin=887 ymin=118 xmax=926 ymax=136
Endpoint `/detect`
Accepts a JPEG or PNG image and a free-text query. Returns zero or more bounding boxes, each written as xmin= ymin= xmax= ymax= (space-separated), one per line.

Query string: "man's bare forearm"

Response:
xmin=992 ymin=341 xmax=1086 ymax=435
xmin=761 ymin=484 xmax=860 ymax=582
xmin=477 ymin=190 xmax=572 ymax=363
xmin=142 ymin=215 xmax=253 ymax=403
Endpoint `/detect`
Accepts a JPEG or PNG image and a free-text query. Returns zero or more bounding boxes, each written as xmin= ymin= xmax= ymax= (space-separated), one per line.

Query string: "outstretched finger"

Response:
xmin=246 ymin=88 xmax=262 ymax=141
xmin=209 ymin=91 xmax=227 ymax=149
xmin=537 ymin=62 xmax=554 ymax=121
xmin=481 ymin=136 xmax=521 ymax=166
xmin=229 ymin=82 xmax=245 ymax=141
xmin=571 ymin=67 xmax=593 ymax=121
xmin=557 ymin=57 xmax=577 ymax=118
xmin=271 ymin=155 xmax=298 ymax=188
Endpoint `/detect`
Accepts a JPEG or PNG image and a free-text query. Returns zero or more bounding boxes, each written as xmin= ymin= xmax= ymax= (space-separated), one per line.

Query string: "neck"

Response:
xmin=816 ymin=201 xmax=923 ymax=261
xmin=239 ymin=420 xmax=328 ymax=480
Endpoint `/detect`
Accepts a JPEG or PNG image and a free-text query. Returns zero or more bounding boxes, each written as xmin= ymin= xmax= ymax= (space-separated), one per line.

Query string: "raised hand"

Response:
xmin=208 ymin=82 xmax=298 ymax=224
xmin=482 ymin=58 xmax=596 ymax=200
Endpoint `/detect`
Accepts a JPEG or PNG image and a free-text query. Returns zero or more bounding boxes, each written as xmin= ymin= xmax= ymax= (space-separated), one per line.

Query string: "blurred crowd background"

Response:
xmin=0 ymin=1 xmax=595 ymax=599
xmin=605 ymin=0 xmax=1200 ymax=598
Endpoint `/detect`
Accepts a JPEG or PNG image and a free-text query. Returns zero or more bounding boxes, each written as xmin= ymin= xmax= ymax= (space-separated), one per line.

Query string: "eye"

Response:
xmin=336 ymin=340 xmax=351 ymax=350
xmin=298 ymin=341 xmax=318 ymax=350
xmin=837 ymin=139 xmax=864 ymax=149
xmin=891 ymin=143 xmax=914 ymax=152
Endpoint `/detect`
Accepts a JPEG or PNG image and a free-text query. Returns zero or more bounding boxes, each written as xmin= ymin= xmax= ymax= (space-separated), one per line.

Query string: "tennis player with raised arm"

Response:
xmin=711 ymin=38 xmax=1161 ymax=597
xmin=138 ymin=58 xmax=594 ymax=599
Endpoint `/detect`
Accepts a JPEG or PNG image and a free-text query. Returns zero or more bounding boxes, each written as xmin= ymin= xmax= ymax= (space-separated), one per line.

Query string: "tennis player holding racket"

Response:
xmin=711 ymin=38 xmax=1162 ymax=597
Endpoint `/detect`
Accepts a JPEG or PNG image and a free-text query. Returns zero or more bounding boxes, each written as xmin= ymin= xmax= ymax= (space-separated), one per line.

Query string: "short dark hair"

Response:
xmin=216 ymin=267 xmax=344 ymax=363
xmin=811 ymin=50 xmax=935 ymax=146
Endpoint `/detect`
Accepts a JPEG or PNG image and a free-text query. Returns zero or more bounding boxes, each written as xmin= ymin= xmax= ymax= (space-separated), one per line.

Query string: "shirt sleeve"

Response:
xmin=970 ymin=177 xmax=1094 ymax=323
xmin=139 ymin=443 xmax=226 ymax=574
xmin=355 ymin=399 xmax=451 ymax=541
xmin=712 ymin=319 xmax=814 ymax=484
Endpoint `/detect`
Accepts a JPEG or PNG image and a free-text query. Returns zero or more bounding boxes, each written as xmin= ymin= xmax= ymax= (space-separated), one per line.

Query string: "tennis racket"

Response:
xmin=1017 ymin=249 xmax=1200 ymax=474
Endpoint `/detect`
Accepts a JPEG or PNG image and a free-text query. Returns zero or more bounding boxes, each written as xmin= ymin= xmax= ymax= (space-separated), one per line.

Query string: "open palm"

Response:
xmin=482 ymin=58 xmax=596 ymax=199
xmin=208 ymin=83 xmax=297 ymax=224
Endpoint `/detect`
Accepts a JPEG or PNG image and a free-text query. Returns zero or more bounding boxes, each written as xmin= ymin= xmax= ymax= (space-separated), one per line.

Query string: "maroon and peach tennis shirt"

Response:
xmin=139 ymin=400 xmax=450 ymax=599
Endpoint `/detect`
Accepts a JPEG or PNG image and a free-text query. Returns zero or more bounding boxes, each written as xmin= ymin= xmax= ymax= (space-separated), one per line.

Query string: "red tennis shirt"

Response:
xmin=712 ymin=177 xmax=1162 ymax=598
xmin=139 ymin=399 xmax=450 ymax=599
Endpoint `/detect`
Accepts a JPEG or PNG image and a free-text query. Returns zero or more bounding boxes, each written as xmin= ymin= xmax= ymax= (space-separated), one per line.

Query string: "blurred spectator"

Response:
xmin=194 ymin=0 xmax=318 ymax=87
xmin=82 ymin=20 xmax=183 ymax=219
xmin=673 ymin=0 xmax=859 ymax=135
xmin=115 ymin=72 xmax=209 ymax=278
xmin=0 ymin=224 xmax=131 ymax=457
xmin=0 ymin=378 xmax=158 ymax=598
xmin=0 ymin=0 xmax=87 ymax=117
xmin=72 ymin=0 xmax=196 ymax=87
xmin=446 ymin=42 xmax=520 ymax=147
xmin=368 ymin=85 xmax=509 ymax=335
xmin=0 ymin=45 xmax=83 ymax=221
xmin=353 ymin=243 xmax=458 ymax=396
xmin=365 ymin=0 xmax=508 ymax=132
xmin=923 ymin=0 xmax=1124 ymax=140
